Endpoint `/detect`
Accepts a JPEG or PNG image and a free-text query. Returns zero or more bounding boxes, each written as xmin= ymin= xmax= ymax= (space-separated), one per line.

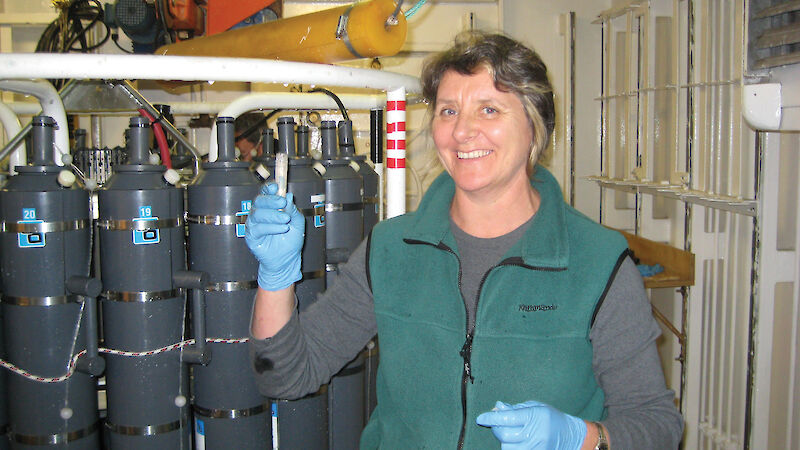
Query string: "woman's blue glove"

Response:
xmin=476 ymin=400 xmax=587 ymax=450
xmin=245 ymin=183 xmax=305 ymax=291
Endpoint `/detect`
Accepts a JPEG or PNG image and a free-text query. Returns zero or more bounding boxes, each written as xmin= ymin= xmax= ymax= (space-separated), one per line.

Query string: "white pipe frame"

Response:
xmin=0 ymin=54 xmax=422 ymax=212
xmin=0 ymin=54 xmax=421 ymax=93
xmin=208 ymin=92 xmax=387 ymax=161
xmin=0 ymin=80 xmax=68 ymax=166
xmin=0 ymin=101 xmax=23 ymax=175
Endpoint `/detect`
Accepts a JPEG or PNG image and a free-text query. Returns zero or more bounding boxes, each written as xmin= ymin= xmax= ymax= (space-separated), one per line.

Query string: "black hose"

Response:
xmin=308 ymin=88 xmax=350 ymax=121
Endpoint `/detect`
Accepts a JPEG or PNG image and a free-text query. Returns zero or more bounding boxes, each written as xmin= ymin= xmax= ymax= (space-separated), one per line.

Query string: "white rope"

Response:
xmin=0 ymin=337 xmax=250 ymax=383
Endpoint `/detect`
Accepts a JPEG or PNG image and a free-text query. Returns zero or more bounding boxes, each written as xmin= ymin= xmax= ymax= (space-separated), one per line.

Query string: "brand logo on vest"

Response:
xmin=518 ymin=304 xmax=558 ymax=312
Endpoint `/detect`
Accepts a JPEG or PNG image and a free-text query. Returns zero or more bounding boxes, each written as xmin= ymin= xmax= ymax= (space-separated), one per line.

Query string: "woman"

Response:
xmin=246 ymin=32 xmax=683 ymax=449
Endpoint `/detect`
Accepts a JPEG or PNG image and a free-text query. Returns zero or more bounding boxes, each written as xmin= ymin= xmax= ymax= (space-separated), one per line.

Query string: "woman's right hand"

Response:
xmin=245 ymin=183 xmax=305 ymax=291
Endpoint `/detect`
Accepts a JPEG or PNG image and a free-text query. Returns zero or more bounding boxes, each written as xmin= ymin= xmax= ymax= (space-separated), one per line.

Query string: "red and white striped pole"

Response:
xmin=386 ymin=87 xmax=406 ymax=218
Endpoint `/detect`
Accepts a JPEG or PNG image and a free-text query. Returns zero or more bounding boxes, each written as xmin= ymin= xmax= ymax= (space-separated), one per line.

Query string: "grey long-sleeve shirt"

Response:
xmin=250 ymin=236 xmax=684 ymax=449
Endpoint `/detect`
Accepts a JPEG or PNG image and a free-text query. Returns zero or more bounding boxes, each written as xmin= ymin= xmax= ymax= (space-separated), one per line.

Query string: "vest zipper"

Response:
xmin=401 ymin=240 xmax=561 ymax=449
xmin=456 ymin=259 xmax=558 ymax=449
xmin=457 ymin=263 xmax=496 ymax=450
xmin=424 ymin=241 xmax=473 ymax=450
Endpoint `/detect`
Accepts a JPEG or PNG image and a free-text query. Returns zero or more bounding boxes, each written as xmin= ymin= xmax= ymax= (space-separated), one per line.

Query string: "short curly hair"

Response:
xmin=421 ymin=31 xmax=555 ymax=167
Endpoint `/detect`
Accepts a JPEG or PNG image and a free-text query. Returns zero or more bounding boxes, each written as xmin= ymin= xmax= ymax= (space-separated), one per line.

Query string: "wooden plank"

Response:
xmin=616 ymin=229 xmax=695 ymax=288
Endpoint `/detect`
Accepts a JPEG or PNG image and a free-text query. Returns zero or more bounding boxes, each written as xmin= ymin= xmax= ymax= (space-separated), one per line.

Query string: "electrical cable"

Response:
xmin=35 ymin=0 xmax=111 ymax=89
xmin=155 ymin=0 xmax=174 ymax=46
xmin=111 ymin=32 xmax=134 ymax=54
xmin=308 ymin=88 xmax=350 ymax=120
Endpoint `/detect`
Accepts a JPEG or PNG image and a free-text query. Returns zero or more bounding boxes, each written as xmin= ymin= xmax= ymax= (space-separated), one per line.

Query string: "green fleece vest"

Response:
xmin=362 ymin=166 xmax=629 ymax=449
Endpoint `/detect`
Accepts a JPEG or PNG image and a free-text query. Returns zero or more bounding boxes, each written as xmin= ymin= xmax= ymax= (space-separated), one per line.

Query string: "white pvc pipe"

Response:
xmin=385 ymin=87 xmax=406 ymax=218
xmin=8 ymin=101 xmax=233 ymax=116
xmin=0 ymin=54 xmax=422 ymax=94
xmin=7 ymin=98 xmax=427 ymax=117
xmin=208 ymin=92 xmax=386 ymax=161
xmin=0 ymin=80 xmax=68 ymax=166
xmin=0 ymin=101 xmax=24 ymax=175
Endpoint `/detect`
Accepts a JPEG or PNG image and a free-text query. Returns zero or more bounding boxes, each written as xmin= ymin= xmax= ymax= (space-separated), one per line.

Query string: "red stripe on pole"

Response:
xmin=386 ymin=122 xmax=406 ymax=133
xmin=387 ymin=101 xmax=406 ymax=111
xmin=387 ymin=140 xmax=395 ymax=149
xmin=387 ymin=158 xmax=406 ymax=168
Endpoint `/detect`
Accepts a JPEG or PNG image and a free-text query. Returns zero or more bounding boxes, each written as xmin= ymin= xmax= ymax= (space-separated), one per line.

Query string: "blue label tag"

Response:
xmin=314 ymin=202 xmax=325 ymax=228
xmin=133 ymin=206 xmax=159 ymax=245
xmin=18 ymin=208 xmax=45 ymax=248
xmin=235 ymin=200 xmax=252 ymax=238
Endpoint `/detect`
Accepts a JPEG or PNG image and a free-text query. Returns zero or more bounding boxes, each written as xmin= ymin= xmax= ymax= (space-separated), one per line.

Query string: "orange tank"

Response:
xmin=155 ymin=0 xmax=407 ymax=63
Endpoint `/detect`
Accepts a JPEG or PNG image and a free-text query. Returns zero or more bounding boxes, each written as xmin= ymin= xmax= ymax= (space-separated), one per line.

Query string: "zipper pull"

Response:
xmin=460 ymin=333 xmax=475 ymax=383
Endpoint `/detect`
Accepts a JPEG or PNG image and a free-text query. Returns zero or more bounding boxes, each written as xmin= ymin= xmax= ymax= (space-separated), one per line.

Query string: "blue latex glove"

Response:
xmin=637 ymin=263 xmax=664 ymax=278
xmin=476 ymin=400 xmax=587 ymax=450
xmin=245 ymin=183 xmax=305 ymax=291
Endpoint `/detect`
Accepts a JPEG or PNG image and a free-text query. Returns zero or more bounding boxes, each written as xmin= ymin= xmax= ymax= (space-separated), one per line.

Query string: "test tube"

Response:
xmin=276 ymin=116 xmax=296 ymax=197
xmin=275 ymin=152 xmax=288 ymax=197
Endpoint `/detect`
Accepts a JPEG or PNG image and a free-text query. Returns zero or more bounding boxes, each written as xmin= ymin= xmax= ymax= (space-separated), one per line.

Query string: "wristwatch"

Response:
xmin=591 ymin=421 xmax=609 ymax=450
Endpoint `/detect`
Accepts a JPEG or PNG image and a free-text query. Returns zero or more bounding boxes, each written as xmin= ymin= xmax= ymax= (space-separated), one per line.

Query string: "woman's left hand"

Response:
xmin=476 ymin=400 xmax=587 ymax=450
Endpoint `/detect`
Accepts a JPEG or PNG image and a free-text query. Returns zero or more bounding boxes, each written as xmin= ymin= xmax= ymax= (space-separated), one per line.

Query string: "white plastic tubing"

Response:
xmin=0 ymin=101 xmax=23 ymax=175
xmin=209 ymin=92 xmax=386 ymax=161
xmin=0 ymin=54 xmax=421 ymax=92
xmin=0 ymin=80 xmax=68 ymax=166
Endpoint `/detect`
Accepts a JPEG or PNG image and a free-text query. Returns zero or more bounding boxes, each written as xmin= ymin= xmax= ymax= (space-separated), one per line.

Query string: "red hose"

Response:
xmin=138 ymin=108 xmax=173 ymax=169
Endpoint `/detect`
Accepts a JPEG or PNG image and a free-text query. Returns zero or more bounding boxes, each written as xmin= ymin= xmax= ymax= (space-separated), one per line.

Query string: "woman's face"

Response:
xmin=432 ymin=67 xmax=534 ymax=199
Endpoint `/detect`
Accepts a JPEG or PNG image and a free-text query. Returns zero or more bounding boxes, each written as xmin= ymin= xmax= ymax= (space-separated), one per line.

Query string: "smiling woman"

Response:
xmin=431 ymin=67 xmax=538 ymax=238
xmin=246 ymin=31 xmax=684 ymax=450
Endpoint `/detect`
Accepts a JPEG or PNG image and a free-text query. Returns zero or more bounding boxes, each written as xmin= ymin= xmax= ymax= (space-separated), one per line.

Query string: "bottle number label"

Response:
xmin=132 ymin=205 xmax=160 ymax=245
xmin=235 ymin=200 xmax=252 ymax=238
xmin=310 ymin=194 xmax=326 ymax=228
xmin=18 ymin=208 xmax=45 ymax=248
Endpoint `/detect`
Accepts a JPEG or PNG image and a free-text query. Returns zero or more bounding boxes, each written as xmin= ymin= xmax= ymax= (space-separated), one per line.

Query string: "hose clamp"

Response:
xmin=205 ymin=280 xmax=258 ymax=292
xmin=299 ymin=204 xmax=325 ymax=217
xmin=185 ymin=213 xmax=247 ymax=226
xmin=2 ymin=294 xmax=78 ymax=306
xmin=11 ymin=421 xmax=100 ymax=444
xmin=363 ymin=196 xmax=379 ymax=204
xmin=325 ymin=202 xmax=364 ymax=213
xmin=102 ymin=288 xmax=183 ymax=302
xmin=193 ymin=403 xmax=269 ymax=419
xmin=97 ymin=217 xmax=183 ymax=231
xmin=105 ymin=416 xmax=188 ymax=436
xmin=303 ymin=270 xmax=325 ymax=280
xmin=335 ymin=5 xmax=364 ymax=59
xmin=1 ymin=219 xmax=89 ymax=233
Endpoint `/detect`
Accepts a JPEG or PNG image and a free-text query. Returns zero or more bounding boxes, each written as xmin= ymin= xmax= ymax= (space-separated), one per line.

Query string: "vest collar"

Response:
xmin=402 ymin=165 xmax=569 ymax=269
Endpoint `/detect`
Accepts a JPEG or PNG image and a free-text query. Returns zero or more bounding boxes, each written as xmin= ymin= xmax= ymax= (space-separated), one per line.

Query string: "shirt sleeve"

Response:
xmin=248 ymin=237 xmax=378 ymax=400
xmin=590 ymin=256 xmax=685 ymax=449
